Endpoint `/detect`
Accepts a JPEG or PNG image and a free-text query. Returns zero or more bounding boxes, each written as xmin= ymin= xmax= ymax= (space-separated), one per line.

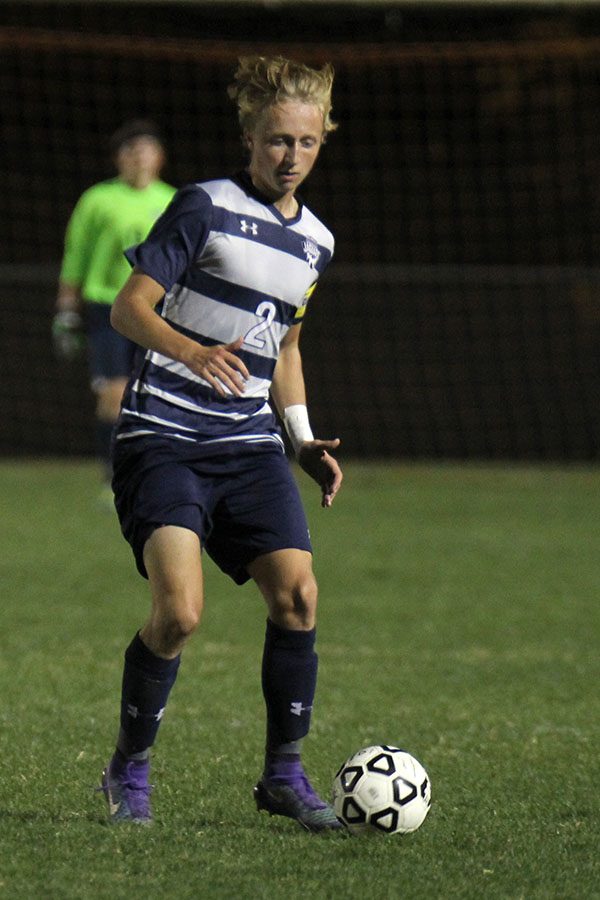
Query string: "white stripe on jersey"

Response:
xmin=119 ymin=407 xmax=199 ymax=432
xmin=116 ymin=429 xmax=197 ymax=443
xmin=199 ymin=233 xmax=324 ymax=303
xmin=138 ymin=353 xmax=273 ymax=399
xmin=198 ymin=433 xmax=285 ymax=449
xmin=132 ymin=378 xmax=272 ymax=420
xmin=163 ymin=286 xmax=287 ymax=360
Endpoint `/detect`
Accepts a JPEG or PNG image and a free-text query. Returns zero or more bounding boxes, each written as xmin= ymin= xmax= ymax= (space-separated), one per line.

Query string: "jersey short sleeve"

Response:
xmin=125 ymin=184 xmax=213 ymax=292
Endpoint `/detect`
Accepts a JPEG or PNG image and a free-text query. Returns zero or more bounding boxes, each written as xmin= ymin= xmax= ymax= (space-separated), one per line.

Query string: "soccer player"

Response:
xmin=54 ymin=121 xmax=176 ymax=497
xmin=101 ymin=56 xmax=343 ymax=832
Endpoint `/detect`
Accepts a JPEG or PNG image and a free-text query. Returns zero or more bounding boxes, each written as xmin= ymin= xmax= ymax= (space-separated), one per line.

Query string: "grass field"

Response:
xmin=1 ymin=459 xmax=598 ymax=899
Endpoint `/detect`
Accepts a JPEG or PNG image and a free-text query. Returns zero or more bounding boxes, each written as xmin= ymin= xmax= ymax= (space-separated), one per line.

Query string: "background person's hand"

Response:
xmin=52 ymin=310 xmax=85 ymax=360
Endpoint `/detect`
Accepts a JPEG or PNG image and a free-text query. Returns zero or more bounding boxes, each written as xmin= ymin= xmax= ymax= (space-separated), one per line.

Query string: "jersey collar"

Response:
xmin=233 ymin=170 xmax=304 ymax=227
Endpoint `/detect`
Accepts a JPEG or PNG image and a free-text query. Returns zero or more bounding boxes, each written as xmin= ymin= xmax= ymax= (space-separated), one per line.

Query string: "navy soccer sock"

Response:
xmin=116 ymin=632 xmax=181 ymax=761
xmin=261 ymin=619 xmax=318 ymax=777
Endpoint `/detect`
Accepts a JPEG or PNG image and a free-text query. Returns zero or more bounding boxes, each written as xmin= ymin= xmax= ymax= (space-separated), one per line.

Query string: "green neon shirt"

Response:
xmin=59 ymin=178 xmax=176 ymax=304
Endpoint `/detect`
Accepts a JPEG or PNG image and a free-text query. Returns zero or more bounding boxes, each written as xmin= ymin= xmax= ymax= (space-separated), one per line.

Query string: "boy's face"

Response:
xmin=245 ymin=100 xmax=324 ymax=203
xmin=116 ymin=136 xmax=165 ymax=188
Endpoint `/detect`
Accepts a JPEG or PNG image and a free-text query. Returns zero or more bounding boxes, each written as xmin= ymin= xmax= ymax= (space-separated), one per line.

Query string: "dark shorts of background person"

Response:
xmin=84 ymin=300 xmax=137 ymax=389
xmin=112 ymin=437 xmax=313 ymax=584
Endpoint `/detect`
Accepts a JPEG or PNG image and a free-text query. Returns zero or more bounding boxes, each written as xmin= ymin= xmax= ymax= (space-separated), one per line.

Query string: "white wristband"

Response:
xmin=283 ymin=404 xmax=314 ymax=456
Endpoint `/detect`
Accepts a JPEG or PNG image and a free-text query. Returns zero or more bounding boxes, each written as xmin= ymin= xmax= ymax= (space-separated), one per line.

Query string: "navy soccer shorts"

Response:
xmin=112 ymin=437 xmax=313 ymax=584
xmin=84 ymin=300 xmax=137 ymax=389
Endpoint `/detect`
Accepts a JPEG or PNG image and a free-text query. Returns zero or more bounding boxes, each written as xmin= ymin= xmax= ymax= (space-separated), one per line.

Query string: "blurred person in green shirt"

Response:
xmin=54 ymin=120 xmax=176 ymax=497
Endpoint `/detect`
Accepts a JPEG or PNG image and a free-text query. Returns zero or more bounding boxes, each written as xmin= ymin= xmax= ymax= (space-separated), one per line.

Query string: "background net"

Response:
xmin=1 ymin=4 xmax=599 ymax=458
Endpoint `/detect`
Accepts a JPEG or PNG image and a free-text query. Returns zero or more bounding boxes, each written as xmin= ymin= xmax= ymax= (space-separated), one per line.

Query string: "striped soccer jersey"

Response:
xmin=116 ymin=172 xmax=334 ymax=450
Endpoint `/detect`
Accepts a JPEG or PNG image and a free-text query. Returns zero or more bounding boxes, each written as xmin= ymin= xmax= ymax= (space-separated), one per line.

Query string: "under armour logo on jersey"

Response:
xmin=240 ymin=219 xmax=258 ymax=236
xmin=290 ymin=701 xmax=313 ymax=716
xmin=303 ymin=237 xmax=320 ymax=269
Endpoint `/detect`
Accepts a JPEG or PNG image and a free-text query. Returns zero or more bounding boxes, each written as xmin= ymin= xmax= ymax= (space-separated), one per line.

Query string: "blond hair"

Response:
xmin=228 ymin=55 xmax=337 ymax=136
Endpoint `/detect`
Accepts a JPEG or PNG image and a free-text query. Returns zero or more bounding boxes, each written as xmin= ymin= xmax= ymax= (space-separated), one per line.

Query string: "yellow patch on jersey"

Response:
xmin=294 ymin=282 xmax=317 ymax=321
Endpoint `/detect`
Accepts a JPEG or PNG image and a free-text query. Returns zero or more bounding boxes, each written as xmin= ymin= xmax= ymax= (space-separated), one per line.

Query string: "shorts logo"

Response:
xmin=303 ymin=237 xmax=320 ymax=269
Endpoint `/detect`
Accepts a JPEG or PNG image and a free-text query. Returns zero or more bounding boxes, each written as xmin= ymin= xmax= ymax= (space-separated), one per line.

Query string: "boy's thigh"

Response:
xmin=206 ymin=448 xmax=312 ymax=585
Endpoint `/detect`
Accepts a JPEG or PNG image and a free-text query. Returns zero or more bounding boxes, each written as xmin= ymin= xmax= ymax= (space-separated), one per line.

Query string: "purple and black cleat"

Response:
xmin=254 ymin=763 xmax=344 ymax=833
xmin=100 ymin=757 xmax=153 ymax=826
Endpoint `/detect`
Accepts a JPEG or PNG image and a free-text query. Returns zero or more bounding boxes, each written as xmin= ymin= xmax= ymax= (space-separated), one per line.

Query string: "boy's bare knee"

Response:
xmin=269 ymin=573 xmax=318 ymax=630
xmin=143 ymin=586 xmax=203 ymax=657
xmin=170 ymin=602 xmax=201 ymax=638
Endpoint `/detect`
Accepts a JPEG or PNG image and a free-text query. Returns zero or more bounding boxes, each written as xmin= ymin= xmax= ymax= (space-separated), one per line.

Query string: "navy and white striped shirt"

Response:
xmin=116 ymin=172 xmax=334 ymax=450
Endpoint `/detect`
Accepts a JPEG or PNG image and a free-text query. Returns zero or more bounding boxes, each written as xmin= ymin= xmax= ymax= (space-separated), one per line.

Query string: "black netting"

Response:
xmin=1 ymin=11 xmax=599 ymax=458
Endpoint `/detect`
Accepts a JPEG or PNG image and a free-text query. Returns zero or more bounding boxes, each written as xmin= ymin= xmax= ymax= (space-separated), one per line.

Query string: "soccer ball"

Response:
xmin=332 ymin=745 xmax=431 ymax=835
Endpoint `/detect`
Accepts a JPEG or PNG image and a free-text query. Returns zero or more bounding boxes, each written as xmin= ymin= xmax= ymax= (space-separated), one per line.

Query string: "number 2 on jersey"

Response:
xmin=244 ymin=301 xmax=276 ymax=349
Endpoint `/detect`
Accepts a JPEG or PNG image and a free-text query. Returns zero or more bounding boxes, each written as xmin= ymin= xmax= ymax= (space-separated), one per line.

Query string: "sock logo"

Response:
xmin=290 ymin=701 xmax=313 ymax=716
xmin=126 ymin=704 xmax=165 ymax=722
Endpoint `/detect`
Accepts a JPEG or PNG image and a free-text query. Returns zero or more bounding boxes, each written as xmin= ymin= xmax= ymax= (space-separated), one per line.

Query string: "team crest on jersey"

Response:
xmin=303 ymin=237 xmax=320 ymax=269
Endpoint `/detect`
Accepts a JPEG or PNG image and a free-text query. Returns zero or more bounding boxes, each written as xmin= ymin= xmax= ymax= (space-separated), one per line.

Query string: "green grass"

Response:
xmin=1 ymin=460 xmax=598 ymax=899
